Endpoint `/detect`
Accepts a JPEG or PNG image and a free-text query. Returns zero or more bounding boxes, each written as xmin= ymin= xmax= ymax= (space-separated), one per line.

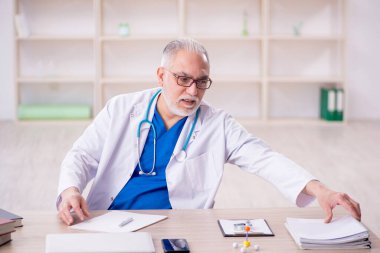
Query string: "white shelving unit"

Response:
xmin=14 ymin=0 xmax=346 ymax=122
xmin=265 ymin=0 xmax=346 ymax=122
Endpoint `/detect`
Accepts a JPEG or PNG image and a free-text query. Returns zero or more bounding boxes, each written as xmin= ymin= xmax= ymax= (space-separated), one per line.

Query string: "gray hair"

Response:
xmin=160 ymin=38 xmax=210 ymax=68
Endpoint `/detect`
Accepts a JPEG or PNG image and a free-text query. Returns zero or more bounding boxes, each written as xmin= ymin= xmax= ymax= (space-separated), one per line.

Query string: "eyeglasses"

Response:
xmin=165 ymin=69 xmax=212 ymax=90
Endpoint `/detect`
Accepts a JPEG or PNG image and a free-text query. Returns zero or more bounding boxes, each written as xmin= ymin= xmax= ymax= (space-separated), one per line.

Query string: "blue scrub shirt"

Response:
xmin=109 ymin=106 xmax=187 ymax=210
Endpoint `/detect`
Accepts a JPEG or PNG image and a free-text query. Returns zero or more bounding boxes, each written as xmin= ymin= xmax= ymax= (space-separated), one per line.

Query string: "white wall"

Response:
xmin=0 ymin=0 xmax=15 ymax=120
xmin=346 ymin=1 xmax=380 ymax=119
xmin=0 ymin=0 xmax=379 ymax=120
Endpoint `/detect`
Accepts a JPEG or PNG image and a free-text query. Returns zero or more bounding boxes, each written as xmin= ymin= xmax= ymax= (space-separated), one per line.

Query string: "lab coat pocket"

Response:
xmin=185 ymin=152 xmax=217 ymax=193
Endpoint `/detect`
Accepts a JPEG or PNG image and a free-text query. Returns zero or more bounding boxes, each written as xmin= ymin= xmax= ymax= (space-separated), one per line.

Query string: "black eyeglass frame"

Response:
xmin=164 ymin=68 xmax=212 ymax=90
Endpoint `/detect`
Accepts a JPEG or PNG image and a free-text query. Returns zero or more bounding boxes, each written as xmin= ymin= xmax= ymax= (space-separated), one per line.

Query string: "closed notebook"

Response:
xmin=0 ymin=218 xmax=16 ymax=235
xmin=0 ymin=233 xmax=12 ymax=246
xmin=0 ymin=209 xmax=23 ymax=227
xmin=45 ymin=232 xmax=155 ymax=253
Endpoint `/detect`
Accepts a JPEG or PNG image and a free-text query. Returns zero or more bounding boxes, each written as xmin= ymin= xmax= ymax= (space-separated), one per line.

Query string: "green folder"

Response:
xmin=320 ymin=87 xmax=344 ymax=121
xmin=18 ymin=104 xmax=92 ymax=120
xmin=335 ymin=88 xmax=344 ymax=121
xmin=320 ymin=88 xmax=327 ymax=120
xmin=320 ymin=88 xmax=335 ymax=121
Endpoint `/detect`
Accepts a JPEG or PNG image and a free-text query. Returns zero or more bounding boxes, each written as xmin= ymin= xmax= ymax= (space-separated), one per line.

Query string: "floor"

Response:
xmin=0 ymin=120 xmax=379 ymax=237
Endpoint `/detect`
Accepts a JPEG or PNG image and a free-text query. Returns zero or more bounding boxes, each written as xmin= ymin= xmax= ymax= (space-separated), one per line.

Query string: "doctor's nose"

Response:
xmin=186 ymin=82 xmax=198 ymax=96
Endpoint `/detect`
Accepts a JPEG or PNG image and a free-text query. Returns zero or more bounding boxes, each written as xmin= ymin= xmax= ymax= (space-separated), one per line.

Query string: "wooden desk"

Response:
xmin=2 ymin=207 xmax=379 ymax=253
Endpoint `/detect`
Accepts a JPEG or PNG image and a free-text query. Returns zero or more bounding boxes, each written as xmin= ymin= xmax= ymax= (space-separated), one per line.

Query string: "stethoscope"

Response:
xmin=136 ymin=89 xmax=200 ymax=176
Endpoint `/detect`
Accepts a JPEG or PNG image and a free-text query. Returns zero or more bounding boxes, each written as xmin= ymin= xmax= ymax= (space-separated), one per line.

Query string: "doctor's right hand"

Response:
xmin=58 ymin=186 xmax=91 ymax=226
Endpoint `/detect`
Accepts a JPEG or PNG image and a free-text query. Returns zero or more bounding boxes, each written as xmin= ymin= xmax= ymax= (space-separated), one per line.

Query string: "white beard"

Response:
xmin=161 ymin=87 xmax=200 ymax=117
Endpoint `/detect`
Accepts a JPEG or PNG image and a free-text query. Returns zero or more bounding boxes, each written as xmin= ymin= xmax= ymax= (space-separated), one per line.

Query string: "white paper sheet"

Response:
xmin=70 ymin=211 xmax=167 ymax=233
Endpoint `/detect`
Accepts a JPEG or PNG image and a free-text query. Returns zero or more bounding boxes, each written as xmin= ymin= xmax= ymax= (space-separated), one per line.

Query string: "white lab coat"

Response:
xmin=57 ymin=88 xmax=316 ymax=210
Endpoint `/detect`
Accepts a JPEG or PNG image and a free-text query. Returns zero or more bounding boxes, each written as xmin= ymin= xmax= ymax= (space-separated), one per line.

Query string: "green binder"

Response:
xmin=320 ymin=88 xmax=336 ymax=121
xmin=335 ymin=88 xmax=344 ymax=121
xmin=320 ymin=87 xmax=344 ymax=121
xmin=18 ymin=104 xmax=92 ymax=120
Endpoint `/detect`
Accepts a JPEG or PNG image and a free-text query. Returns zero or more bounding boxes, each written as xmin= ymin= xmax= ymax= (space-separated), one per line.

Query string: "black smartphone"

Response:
xmin=161 ymin=239 xmax=190 ymax=253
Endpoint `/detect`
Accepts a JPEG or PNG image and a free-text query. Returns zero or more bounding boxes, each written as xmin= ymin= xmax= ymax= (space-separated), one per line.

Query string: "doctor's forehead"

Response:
xmin=170 ymin=49 xmax=208 ymax=63
xmin=169 ymin=50 xmax=210 ymax=73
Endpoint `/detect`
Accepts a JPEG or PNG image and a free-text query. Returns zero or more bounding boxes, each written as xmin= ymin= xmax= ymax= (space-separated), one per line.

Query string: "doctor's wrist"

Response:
xmin=303 ymin=180 xmax=327 ymax=198
xmin=61 ymin=186 xmax=81 ymax=199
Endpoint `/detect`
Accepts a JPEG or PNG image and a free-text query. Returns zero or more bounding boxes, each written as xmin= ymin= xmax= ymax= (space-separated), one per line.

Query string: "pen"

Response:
xmin=118 ymin=217 xmax=134 ymax=227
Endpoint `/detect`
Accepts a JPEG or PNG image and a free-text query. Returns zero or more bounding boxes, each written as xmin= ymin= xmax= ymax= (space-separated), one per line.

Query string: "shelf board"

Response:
xmin=16 ymin=119 xmax=92 ymax=125
xmin=101 ymin=77 xmax=156 ymax=84
xmin=268 ymin=76 xmax=343 ymax=83
xmin=261 ymin=118 xmax=346 ymax=125
xmin=212 ymin=75 xmax=261 ymax=83
xmin=17 ymin=77 xmax=94 ymax=83
xmin=190 ymin=35 xmax=262 ymax=41
xmin=17 ymin=36 xmax=94 ymax=41
xmin=101 ymin=35 xmax=262 ymax=41
xmin=16 ymin=35 xmax=342 ymax=42
xmin=268 ymin=35 xmax=343 ymax=41
xmin=100 ymin=35 xmax=177 ymax=42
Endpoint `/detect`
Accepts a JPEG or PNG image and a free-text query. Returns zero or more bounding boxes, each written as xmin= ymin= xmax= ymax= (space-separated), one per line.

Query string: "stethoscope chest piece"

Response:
xmin=176 ymin=150 xmax=187 ymax=162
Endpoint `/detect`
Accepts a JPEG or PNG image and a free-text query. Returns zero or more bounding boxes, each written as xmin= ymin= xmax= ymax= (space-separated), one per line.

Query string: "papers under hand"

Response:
xmin=70 ymin=211 xmax=167 ymax=233
xmin=285 ymin=215 xmax=371 ymax=249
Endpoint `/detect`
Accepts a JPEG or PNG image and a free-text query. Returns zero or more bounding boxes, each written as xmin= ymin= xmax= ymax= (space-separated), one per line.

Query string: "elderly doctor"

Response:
xmin=57 ymin=38 xmax=361 ymax=226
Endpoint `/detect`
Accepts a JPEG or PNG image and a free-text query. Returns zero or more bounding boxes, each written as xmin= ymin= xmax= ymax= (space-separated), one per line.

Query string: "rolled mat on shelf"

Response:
xmin=18 ymin=104 xmax=92 ymax=120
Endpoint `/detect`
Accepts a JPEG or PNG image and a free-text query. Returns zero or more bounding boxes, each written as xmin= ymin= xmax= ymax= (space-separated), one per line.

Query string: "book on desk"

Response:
xmin=0 ymin=218 xmax=16 ymax=246
xmin=0 ymin=209 xmax=23 ymax=227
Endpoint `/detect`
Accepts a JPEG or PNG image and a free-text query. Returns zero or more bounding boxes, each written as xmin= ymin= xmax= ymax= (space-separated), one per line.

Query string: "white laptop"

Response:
xmin=45 ymin=232 xmax=155 ymax=253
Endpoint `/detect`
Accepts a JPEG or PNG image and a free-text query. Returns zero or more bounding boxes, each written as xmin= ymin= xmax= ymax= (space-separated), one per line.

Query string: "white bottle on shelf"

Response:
xmin=118 ymin=23 xmax=130 ymax=36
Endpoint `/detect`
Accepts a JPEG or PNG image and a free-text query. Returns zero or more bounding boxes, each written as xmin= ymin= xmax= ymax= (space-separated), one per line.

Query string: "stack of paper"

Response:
xmin=285 ymin=216 xmax=371 ymax=249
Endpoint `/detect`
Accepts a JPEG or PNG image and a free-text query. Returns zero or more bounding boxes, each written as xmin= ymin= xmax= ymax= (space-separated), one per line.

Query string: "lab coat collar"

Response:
xmin=171 ymin=103 xmax=204 ymax=159
xmin=130 ymin=91 xmax=159 ymax=129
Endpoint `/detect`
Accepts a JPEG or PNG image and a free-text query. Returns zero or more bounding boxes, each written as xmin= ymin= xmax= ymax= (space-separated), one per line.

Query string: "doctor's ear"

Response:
xmin=156 ymin=67 xmax=165 ymax=87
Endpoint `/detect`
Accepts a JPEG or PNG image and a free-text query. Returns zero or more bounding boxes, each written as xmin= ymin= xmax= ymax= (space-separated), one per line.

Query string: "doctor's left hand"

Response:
xmin=304 ymin=180 xmax=361 ymax=223
xmin=58 ymin=186 xmax=91 ymax=226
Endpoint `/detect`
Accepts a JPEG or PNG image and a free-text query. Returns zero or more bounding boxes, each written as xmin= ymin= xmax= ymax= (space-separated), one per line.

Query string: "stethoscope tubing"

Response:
xmin=136 ymin=89 xmax=199 ymax=176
